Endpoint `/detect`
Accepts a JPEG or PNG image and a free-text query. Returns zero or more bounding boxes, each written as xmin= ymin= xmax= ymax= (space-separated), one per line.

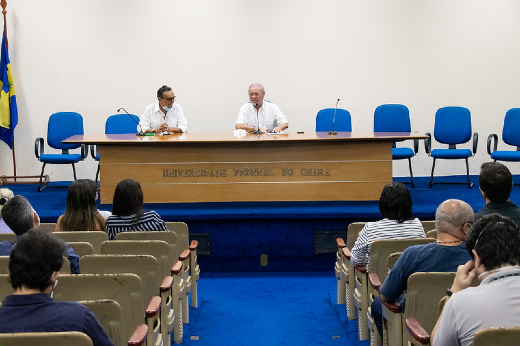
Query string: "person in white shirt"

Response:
xmin=235 ymin=83 xmax=288 ymax=133
xmin=139 ymin=85 xmax=187 ymax=134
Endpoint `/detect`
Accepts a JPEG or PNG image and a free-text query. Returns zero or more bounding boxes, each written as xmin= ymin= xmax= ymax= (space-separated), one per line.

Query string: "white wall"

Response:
xmin=2 ymin=0 xmax=520 ymax=181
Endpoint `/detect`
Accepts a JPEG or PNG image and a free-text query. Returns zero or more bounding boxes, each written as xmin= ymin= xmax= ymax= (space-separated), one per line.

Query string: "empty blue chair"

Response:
xmin=34 ymin=112 xmax=87 ymax=192
xmin=91 ymin=113 xmax=139 ymax=182
xmin=374 ymin=104 xmax=418 ymax=188
xmin=487 ymin=108 xmax=520 ymax=162
xmin=425 ymin=107 xmax=478 ymax=188
xmin=315 ymin=108 xmax=352 ymax=132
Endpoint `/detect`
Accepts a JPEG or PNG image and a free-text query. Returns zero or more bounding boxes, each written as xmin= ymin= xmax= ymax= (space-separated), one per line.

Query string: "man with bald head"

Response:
xmin=235 ymin=83 xmax=289 ymax=133
xmin=370 ymin=199 xmax=474 ymax=337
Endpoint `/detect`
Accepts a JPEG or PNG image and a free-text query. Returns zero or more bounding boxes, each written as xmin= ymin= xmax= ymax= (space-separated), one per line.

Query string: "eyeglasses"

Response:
xmin=162 ymin=96 xmax=176 ymax=102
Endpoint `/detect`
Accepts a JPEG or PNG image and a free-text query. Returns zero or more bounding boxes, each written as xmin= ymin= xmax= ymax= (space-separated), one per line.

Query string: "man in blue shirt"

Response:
xmin=371 ymin=199 xmax=474 ymax=337
xmin=0 ymin=195 xmax=79 ymax=273
xmin=0 ymin=230 xmax=113 ymax=346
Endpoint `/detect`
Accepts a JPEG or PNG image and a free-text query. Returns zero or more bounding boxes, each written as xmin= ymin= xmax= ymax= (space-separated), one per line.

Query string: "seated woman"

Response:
xmin=0 ymin=188 xmax=14 ymax=233
xmin=350 ymin=181 xmax=425 ymax=266
xmin=56 ymin=180 xmax=107 ymax=232
xmin=106 ymin=179 xmax=168 ymax=240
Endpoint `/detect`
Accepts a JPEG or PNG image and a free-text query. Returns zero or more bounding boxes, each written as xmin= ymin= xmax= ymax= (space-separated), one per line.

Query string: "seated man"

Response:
xmin=235 ymin=83 xmax=289 ymax=133
xmin=0 ymin=230 xmax=114 ymax=346
xmin=371 ymin=199 xmax=474 ymax=337
xmin=0 ymin=195 xmax=80 ymax=273
xmin=139 ymin=85 xmax=187 ymax=134
xmin=475 ymin=162 xmax=520 ymax=225
xmin=432 ymin=214 xmax=520 ymax=346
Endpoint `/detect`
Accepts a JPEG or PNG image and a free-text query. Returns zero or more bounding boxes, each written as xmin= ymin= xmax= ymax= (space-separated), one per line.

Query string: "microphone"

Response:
xmin=328 ymin=98 xmax=340 ymax=135
xmin=251 ymin=102 xmax=262 ymax=134
xmin=118 ymin=108 xmax=145 ymax=136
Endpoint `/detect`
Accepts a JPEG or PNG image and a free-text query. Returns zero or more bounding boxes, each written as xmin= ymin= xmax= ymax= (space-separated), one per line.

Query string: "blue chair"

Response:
xmin=487 ymin=108 xmax=520 ymax=162
xmin=374 ymin=104 xmax=418 ymax=188
xmin=34 ymin=112 xmax=87 ymax=192
xmin=425 ymin=107 xmax=478 ymax=188
xmin=91 ymin=113 xmax=139 ymax=182
xmin=315 ymin=108 xmax=352 ymax=132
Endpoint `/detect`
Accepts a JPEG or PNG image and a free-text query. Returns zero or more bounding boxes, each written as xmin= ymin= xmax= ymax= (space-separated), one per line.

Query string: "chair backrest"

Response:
xmin=433 ymin=106 xmax=472 ymax=145
xmin=67 ymin=242 xmax=94 ymax=257
xmin=0 ymin=233 xmax=15 ymax=242
xmin=473 ymin=326 xmax=520 ymax=346
xmin=346 ymin=222 xmax=366 ymax=250
xmin=80 ymin=254 xmax=160 ymax=304
xmin=425 ymin=229 xmax=437 ymax=239
xmin=0 ymin=256 xmax=70 ymax=274
xmin=165 ymin=222 xmax=189 ymax=253
xmin=47 ymin=112 xmax=84 ymax=150
xmin=420 ymin=220 xmax=436 ymax=233
xmin=374 ymin=104 xmax=411 ymax=132
xmin=315 ymin=108 xmax=352 ymax=132
xmin=53 ymin=273 xmax=144 ymax=343
xmin=105 ymin=114 xmax=139 ymax=134
xmin=79 ymin=299 xmax=124 ymax=346
xmin=0 ymin=331 xmax=93 ymax=346
xmin=115 ymin=231 xmax=178 ymax=264
xmin=52 ymin=232 xmax=109 ymax=254
xmin=101 ymin=240 xmax=172 ymax=278
xmin=0 ymin=274 xmax=12 ymax=302
xmin=502 ymin=108 xmax=520 ymax=147
xmin=38 ymin=223 xmax=57 ymax=234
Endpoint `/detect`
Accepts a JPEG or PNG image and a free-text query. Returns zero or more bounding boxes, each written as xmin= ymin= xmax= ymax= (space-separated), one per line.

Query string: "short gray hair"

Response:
xmin=435 ymin=199 xmax=474 ymax=234
xmin=2 ymin=196 xmax=35 ymax=236
xmin=248 ymin=83 xmax=265 ymax=94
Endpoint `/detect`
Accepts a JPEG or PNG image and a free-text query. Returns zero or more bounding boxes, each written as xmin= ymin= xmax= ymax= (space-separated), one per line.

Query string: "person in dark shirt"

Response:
xmin=0 ymin=230 xmax=114 ymax=346
xmin=475 ymin=162 xmax=520 ymax=225
xmin=0 ymin=195 xmax=79 ymax=273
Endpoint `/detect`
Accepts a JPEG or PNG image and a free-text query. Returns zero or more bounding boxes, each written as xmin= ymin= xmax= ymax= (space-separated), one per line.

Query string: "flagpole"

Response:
xmin=0 ymin=0 xmax=45 ymax=186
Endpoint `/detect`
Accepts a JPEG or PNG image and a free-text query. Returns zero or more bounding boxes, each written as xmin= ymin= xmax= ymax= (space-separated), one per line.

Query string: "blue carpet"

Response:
xmin=186 ymin=272 xmax=348 ymax=345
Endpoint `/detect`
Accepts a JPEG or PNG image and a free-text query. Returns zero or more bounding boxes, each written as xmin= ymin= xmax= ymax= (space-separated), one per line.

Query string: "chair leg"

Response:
xmin=95 ymin=163 xmax=100 ymax=183
xmin=72 ymin=163 xmax=77 ymax=181
xmin=408 ymin=158 xmax=414 ymax=188
xmin=465 ymin=158 xmax=472 ymax=188
xmin=429 ymin=158 xmax=436 ymax=188
xmin=38 ymin=163 xmax=47 ymax=192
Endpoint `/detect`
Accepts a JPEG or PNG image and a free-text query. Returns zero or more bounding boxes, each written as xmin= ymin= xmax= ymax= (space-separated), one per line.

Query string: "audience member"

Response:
xmin=0 ymin=188 xmax=14 ymax=233
xmin=0 ymin=230 xmax=114 ymax=346
xmin=371 ymin=199 xmax=474 ymax=337
xmin=0 ymin=196 xmax=80 ymax=274
xmin=106 ymin=179 xmax=168 ymax=240
xmin=431 ymin=213 xmax=520 ymax=346
xmin=475 ymin=162 xmax=520 ymax=225
xmin=351 ymin=182 xmax=425 ymax=266
xmin=56 ymin=179 xmax=107 ymax=232
xmin=139 ymin=85 xmax=187 ymax=134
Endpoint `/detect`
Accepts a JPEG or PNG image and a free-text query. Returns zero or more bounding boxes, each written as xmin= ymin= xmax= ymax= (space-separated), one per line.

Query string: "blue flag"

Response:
xmin=0 ymin=28 xmax=17 ymax=149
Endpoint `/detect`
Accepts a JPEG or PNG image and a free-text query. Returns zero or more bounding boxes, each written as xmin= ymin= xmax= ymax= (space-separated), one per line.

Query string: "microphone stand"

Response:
xmin=251 ymin=103 xmax=263 ymax=134
xmin=328 ymin=98 xmax=340 ymax=135
xmin=118 ymin=108 xmax=145 ymax=136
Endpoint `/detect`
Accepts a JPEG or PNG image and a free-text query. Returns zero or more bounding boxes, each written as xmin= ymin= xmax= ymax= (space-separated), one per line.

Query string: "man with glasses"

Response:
xmin=432 ymin=213 xmax=520 ymax=346
xmin=235 ymin=83 xmax=288 ymax=134
xmin=139 ymin=85 xmax=187 ymax=134
xmin=370 ymin=199 xmax=473 ymax=338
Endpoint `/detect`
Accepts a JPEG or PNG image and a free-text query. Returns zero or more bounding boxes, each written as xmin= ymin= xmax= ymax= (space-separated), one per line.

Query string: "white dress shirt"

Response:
xmin=139 ymin=102 xmax=187 ymax=133
xmin=235 ymin=101 xmax=288 ymax=131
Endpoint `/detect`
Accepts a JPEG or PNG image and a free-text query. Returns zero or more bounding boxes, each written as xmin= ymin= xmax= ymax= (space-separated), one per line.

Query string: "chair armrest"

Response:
xmin=472 ymin=132 xmax=478 ymax=154
xmin=355 ymin=265 xmax=367 ymax=274
xmin=342 ymin=247 xmax=351 ymax=260
xmin=487 ymin=134 xmax=498 ymax=155
xmin=145 ymin=296 xmax=161 ymax=317
xmin=80 ymin=144 xmax=88 ymax=160
xmin=128 ymin=324 xmax=148 ymax=346
xmin=424 ymin=133 xmax=431 ymax=154
xmin=160 ymin=276 xmax=174 ymax=292
xmin=189 ymin=240 xmax=198 ymax=251
xmin=413 ymin=138 xmax=419 ymax=154
xmin=336 ymin=238 xmax=346 ymax=248
xmin=171 ymin=261 xmax=182 ymax=275
xmin=368 ymin=272 xmax=382 ymax=291
xmin=382 ymin=300 xmax=402 ymax=313
xmin=179 ymin=249 xmax=190 ymax=261
xmin=405 ymin=317 xmax=430 ymax=344
xmin=90 ymin=144 xmax=99 ymax=160
xmin=35 ymin=137 xmax=44 ymax=159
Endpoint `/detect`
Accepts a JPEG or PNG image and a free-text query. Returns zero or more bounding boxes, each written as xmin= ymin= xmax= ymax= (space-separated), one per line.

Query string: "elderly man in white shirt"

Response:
xmin=139 ymin=85 xmax=187 ymax=134
xmin=235 ymin=83 xmax=289 ymax=133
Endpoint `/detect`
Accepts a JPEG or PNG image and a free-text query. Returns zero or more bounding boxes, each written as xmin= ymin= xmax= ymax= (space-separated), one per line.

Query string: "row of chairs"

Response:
xmin=0 ymin=222 xmax=199 ymax=345
xmin=335 ymin=221 xmax=519 ymax=345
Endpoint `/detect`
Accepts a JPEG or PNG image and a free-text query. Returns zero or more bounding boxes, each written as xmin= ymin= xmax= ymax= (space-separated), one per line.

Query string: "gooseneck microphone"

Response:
xmin=118 ymin=108 xmax=145 ymax=136
xmin=328 ymin=98 xmax=340 ymax=135
xmin=252 ymin=102 xmax=263 ymax=134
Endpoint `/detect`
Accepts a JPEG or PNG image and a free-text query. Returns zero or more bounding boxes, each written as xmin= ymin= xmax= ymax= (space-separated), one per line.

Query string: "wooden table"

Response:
xmin=64 ymin=132 xmax=426 ymax=204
